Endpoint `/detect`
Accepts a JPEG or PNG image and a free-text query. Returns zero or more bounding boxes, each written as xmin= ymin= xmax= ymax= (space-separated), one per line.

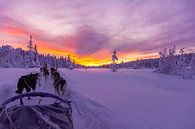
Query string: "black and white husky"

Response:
xmin=50 ymin=68 xmax=67 ymax=96
xmin=54 ymin=76 xmax=67 ymax=96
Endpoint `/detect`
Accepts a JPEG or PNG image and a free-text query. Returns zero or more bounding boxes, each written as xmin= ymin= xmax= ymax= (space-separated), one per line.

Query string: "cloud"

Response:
xmin=68 ymin=26 xmax=111 ymax=56
xmin=0 ymin=0 xmax=195 ymax=65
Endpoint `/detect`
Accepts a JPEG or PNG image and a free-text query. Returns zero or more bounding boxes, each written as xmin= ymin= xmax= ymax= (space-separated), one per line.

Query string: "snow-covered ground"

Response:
xmin=0 ymin=68 xmax=195 ymax=129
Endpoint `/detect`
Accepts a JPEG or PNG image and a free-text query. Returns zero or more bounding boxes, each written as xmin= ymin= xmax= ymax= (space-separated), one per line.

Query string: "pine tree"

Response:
xmin=34 ymin=44 xmax=40 ymax=67
xmin=27 ymin=35 xmax=36 ymax=67
xmin=66 ymin=54 xmax=74 ymax=70
xmin=158 ymin=48 xmax=168 ymax=73
xmin=111 ymin=49 xmax=118 ymax=72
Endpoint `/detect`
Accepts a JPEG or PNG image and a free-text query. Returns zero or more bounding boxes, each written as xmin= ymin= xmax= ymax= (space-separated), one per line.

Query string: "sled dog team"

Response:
xmin=15 ymin=65 xmax=67 ymax=96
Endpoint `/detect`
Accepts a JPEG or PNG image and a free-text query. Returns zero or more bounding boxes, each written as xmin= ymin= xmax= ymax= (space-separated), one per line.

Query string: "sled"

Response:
xmin=0 ymin=92 xmax=74 ymax=129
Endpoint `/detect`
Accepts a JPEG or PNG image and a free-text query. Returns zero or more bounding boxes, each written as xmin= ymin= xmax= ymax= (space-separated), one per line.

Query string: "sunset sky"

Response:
xmin=0 ymin=0 xmax=195 ymax=66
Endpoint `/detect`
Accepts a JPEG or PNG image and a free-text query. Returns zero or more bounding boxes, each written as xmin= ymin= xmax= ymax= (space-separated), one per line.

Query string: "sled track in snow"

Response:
xmin=66 ymin=88 xmax=130 ymax=129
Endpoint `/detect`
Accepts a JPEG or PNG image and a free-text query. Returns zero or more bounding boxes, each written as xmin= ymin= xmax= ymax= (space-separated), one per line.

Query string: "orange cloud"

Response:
xmin=1 ymin=28 xmax=26 ymax=36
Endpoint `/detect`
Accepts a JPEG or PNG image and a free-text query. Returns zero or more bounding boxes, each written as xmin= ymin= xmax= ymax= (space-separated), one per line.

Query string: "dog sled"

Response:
xmin=0 ymin=92 xmax=74 ymax=129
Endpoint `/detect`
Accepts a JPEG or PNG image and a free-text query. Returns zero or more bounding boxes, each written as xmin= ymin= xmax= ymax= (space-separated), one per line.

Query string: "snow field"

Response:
xmin=0 ymin=68 xmax=195 ymax=129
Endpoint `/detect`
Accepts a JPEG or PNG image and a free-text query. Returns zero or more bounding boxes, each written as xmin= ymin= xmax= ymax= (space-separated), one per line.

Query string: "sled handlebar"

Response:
xmin=0 ymin=92 xmax=71 ymax=107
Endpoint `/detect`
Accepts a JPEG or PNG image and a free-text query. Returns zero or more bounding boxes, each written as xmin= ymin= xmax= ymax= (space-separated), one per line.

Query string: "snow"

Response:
xmin=0 ymin=68 xmax=195 ymax=129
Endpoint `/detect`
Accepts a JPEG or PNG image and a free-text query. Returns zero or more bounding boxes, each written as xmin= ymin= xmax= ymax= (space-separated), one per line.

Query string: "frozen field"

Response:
xmin=0 ymin=68 xmax=195 ymax=129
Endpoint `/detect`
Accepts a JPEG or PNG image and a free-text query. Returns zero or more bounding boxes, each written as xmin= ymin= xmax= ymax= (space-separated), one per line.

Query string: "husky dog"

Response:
xmin=50 ymin=67 xmax=58 ymax=81
xmin=50 ymin=68 xmax=67 ymax=96
xmin=15 ymin=73 xmax=39 ymax=94
xmin=54 ymin=76 xmax=67 ymax=96
xmin=40 ymin=67 xmax=49 ymax=82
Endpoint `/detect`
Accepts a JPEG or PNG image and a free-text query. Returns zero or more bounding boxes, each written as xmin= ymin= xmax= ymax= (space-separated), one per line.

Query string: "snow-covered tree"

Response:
xmin=27 ymin=35 xmax=38 ymax=67
xmin=179 ymin=48 xmax=185 ymax=55
xmin=158 ymin=48 xmax=168 ymax=73
xmin=34 ymin=44 xmax=40 ymax=67
xmin=66 ymin=54 xmax=74 ymax=70
xmin=158 ymin=46 xmax=178 ymax=74
xmin=190 ymin=52 xmax=195 ymax=74
xmin=111 ymin=49 xmax=118 ymax=72
xmin=0 ymin=45 xmax=76 ymax=68
xmin=0 ymin=46 xmax=13 ymax=68
xmin=158 ymin=46 xmax=194 ymax=79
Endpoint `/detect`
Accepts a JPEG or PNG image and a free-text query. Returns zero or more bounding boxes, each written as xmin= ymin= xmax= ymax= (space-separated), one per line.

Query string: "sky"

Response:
xmin=0 ymin=0 xmax=195 ymax=66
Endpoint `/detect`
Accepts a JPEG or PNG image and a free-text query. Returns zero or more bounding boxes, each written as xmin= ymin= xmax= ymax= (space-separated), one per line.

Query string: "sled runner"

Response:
xmin=0 ymin=92 xmax=74 ymax=129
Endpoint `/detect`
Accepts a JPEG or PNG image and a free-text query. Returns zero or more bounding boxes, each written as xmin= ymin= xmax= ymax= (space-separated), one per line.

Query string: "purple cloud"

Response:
xmin=0 ymin=0 xmax=195 ymax=61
